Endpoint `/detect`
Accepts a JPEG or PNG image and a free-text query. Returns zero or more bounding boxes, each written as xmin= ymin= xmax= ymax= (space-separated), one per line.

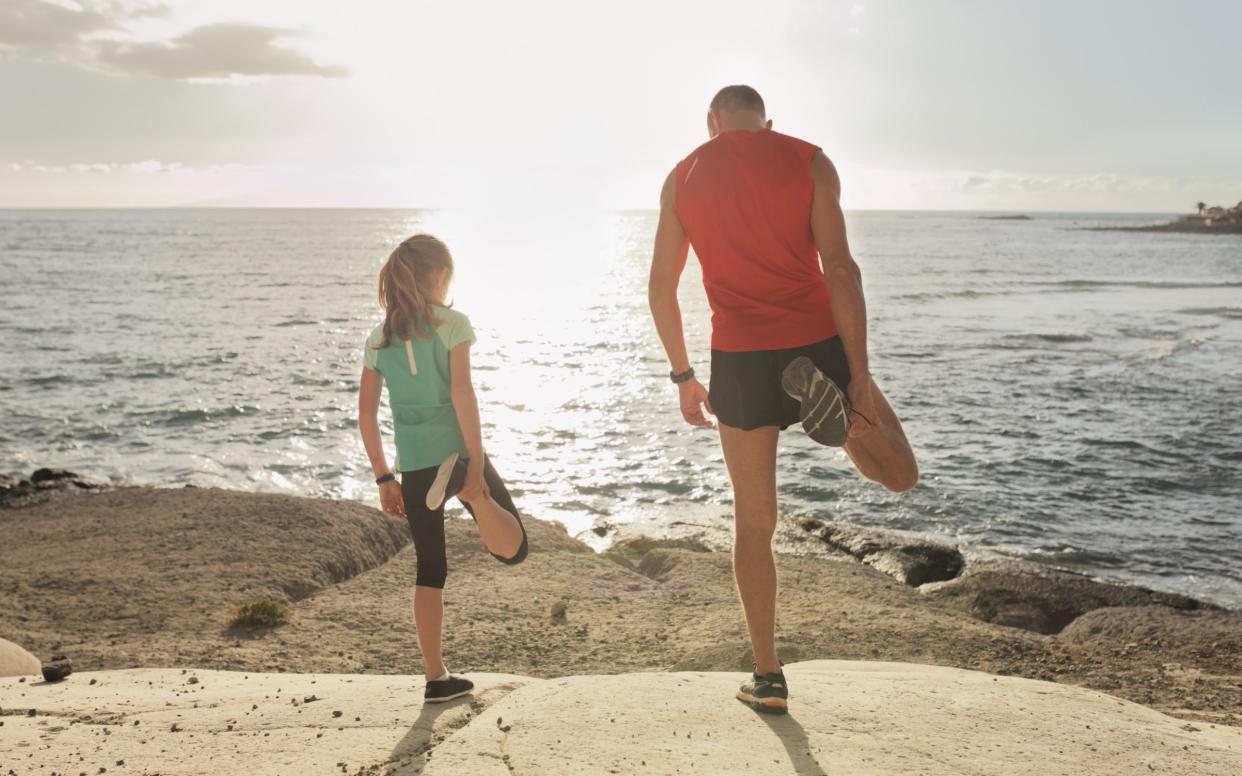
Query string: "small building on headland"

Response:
xmin=1181 ymin=200 xmax=1242 ymax=227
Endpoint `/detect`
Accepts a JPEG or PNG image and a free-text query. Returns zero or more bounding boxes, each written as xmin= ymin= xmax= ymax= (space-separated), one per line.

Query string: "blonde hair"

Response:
xmin=376 ymin=234 xmax=454 ymax=348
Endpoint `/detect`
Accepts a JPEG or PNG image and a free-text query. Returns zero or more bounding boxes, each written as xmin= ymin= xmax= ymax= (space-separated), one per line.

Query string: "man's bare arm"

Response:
xmin=810 ymin=151 xmax=876 ymax=433
xmin=810 ymin=151 xmax=868 ymax=376
xmin=648 ymin=169 xmax=692 ymax=373
xmin=648 ymin=168 xmax=713 ymax=428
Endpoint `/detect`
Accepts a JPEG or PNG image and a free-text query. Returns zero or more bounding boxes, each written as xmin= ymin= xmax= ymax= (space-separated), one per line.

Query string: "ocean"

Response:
xmin=2 ymin=208 xmax=1239 ymax=606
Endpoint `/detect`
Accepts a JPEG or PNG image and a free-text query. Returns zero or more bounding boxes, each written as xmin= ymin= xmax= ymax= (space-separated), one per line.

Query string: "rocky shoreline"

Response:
xmin=2 ymin=475 xmax=1239 ymax=726
xmin=1084 ymin=216 xmax=1242 ymax=235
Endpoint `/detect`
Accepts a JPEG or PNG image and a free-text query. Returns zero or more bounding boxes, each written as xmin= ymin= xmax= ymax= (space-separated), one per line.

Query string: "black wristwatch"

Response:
xmin=670 ymin=367 xmax=695 ymax=384
xmin=375 ymin=472 xmax=396 ymax=486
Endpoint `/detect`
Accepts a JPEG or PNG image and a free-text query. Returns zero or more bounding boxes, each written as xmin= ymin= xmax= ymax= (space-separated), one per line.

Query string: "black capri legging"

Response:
xmin=399 ymin=455 xmax=528 ymax=589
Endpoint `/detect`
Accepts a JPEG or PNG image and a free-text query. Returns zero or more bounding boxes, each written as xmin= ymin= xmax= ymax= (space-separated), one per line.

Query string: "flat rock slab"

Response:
xmin=0 ymin=668 xmax=531 ymax=775
xmin=0 ymin=639 xmax=41 ymax=678
xmin=426 ymin=660 xmax=1242 ymax=776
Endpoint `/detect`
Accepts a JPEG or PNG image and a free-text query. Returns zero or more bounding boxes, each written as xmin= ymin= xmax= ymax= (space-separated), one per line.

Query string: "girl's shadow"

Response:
xmin=383 ymin=696 xmax=472 ymax=775
xmin=757 ymin=711 xmax=830 ymax=776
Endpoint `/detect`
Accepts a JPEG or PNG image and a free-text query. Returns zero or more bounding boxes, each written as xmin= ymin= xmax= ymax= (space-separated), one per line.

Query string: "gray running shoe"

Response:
xmin=736 ymin=671 xmax=789 ymax=714
xmin=781 ymin=356 xmax=850 ymax=446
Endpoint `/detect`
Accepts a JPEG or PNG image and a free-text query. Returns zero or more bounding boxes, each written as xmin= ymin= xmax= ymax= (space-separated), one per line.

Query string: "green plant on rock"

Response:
xmin=229 ymin=600 xmax=291 ymax=628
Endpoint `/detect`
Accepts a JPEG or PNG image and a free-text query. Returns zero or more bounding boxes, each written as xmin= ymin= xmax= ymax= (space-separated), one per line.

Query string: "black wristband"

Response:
xmin=670 ymin=367 xmax=695 ymax=384
xmin=375 ymin=472 xmax=396 ymax=486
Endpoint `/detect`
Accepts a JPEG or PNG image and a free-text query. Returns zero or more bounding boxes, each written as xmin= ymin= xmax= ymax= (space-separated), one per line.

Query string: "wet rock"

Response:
xmin=920 ymin=559 xmax=1213 ymax=635
xmin=2 ymin=468 xmax=107 ymax=509
xmin=31 ymin=468 xmax=80 ymax=485
xmin=802 ymin=519 xmax=964 ymax=587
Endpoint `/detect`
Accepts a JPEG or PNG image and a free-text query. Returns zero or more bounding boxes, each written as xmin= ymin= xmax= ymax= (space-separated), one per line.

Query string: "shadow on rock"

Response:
xmin=758 ymin=711 xmax=829 ymax=776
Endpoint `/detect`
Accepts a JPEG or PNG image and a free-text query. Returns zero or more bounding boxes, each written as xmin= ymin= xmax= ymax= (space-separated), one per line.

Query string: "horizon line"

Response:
xmin=0 ymin=206 xmax=1185 ymax=216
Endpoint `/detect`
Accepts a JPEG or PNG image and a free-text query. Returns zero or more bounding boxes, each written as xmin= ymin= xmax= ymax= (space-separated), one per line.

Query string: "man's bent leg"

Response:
xmin=719 ymin=421 xmax=782 ymax=676
xmin=844 ymin=380 xmax=919 ymax=492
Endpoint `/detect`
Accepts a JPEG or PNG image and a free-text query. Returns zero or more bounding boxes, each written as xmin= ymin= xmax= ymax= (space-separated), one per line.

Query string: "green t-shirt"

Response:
xmin=363 ymin=305 xmax=476 ymax=472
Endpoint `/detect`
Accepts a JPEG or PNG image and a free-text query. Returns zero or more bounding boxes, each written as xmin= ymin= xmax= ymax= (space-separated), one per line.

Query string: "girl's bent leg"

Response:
xmin=461 ymin=456 xmax=528 ymax=562
xmin=412 ymin=585 xmax=445 ymax=681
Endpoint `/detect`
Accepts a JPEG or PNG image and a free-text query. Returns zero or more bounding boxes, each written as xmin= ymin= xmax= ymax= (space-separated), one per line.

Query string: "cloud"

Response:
xmin=0 ymin=1 xmax=345 ymax=80
xmin=96 ymin=23 xmax=348 ymax=80
xmin=0 ymin=0 xmax=118 ymax=52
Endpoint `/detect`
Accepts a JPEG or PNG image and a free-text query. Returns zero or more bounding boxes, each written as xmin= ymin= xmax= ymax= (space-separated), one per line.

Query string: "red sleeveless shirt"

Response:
xmin=674 ymin=128 xmax=837 ymax=352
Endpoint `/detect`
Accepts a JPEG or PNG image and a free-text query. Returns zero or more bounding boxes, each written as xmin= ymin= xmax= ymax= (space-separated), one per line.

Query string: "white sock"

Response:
xmin=430 ymin=670 xmax=450 ymax=682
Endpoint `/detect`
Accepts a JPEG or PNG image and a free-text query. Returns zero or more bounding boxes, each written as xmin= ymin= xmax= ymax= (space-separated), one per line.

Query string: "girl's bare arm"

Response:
xmin=358 ymin=366 xmax=404 ymax=516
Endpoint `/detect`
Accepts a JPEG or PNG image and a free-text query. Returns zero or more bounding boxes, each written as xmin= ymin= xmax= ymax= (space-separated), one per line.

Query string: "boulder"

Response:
xmin=800 ymin=519 xmax=964 ymax=586
xmin=1059 ymin=604 xmax=1242 ymax=649
xmin=920 ymin=559 xmax=1211 ymax=635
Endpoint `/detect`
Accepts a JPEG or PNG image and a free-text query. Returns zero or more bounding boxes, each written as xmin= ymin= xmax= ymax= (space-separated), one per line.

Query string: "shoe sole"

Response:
xmin=425 ymin=453 xmax=461 ymax=511
xmin=781 ymin=356 xmax=850 ymax=447
xmin=736 ymin=690 xmax=788 ymax=714
xmin=424 ymin=687 xmax=473 ymax=704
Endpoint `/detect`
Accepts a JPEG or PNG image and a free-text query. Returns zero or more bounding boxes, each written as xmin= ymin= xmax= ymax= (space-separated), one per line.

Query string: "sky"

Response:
xmin=1 ymin=0 xmax=1240 ymax=212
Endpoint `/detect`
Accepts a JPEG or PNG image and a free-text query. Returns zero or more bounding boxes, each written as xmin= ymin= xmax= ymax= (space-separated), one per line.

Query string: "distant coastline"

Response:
xmin=1087 ymin=199 xmax=1242 ymax=234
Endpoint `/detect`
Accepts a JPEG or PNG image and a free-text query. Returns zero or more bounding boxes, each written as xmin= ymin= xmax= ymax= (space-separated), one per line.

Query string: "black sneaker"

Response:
xmin=424 ymin=674 xmax=474 ymax=703
xmin=781 ymin=356 xmax=850 ymax=447
xmin=425 ymin=453 xmax=468 ymax=510
xmin=736 ymin=671 xmax=789 ymax=714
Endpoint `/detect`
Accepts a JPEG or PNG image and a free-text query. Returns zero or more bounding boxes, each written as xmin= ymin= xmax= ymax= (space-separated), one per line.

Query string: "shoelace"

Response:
xmin=846 ymin=406 xmax=876 ymax=428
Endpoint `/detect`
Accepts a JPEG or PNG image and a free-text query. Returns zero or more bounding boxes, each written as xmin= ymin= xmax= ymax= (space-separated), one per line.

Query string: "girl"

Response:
xmin=358 ymin=233 xmax=528 ymax=703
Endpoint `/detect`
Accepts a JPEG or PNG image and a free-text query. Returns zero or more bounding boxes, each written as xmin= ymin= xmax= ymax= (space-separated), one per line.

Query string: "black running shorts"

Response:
xmin=708 ymin=336 xmax=852 ymax=431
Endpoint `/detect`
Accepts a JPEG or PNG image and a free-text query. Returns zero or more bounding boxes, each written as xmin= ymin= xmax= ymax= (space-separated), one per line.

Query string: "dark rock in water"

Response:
xmin=2 ymin=468 xmax=107 ymax=508
xmin=920 ymin=559 xmax=1213 ymax=635
xmin=31 ymin=468 xmax=79 ymax=484
xmin=801 ymin=519 xmax=964 ymax=587
xmin=41 ymin=654 xmax=73 ymax=682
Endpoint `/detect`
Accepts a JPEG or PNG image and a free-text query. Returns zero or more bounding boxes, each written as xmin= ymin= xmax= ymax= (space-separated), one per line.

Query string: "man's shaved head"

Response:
xmin=709 ymin=85 xmax=766 ymax=117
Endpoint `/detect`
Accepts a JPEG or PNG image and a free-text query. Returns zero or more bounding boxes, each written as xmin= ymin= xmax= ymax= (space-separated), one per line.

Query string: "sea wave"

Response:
xmin=1032 ymin=280 xmax=1242 ymax=291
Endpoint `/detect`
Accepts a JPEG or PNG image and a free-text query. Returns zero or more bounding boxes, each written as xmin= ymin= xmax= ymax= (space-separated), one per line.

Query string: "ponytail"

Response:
xmin=375 ymin=234 xmax=454 ymax=348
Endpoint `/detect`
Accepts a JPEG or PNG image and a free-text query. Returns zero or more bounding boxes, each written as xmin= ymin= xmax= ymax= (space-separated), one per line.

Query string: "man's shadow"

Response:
xmin=382 ymin=696 xmax=470 ymax=775
xmin=756 ymin=710 xmax=829 ymax=776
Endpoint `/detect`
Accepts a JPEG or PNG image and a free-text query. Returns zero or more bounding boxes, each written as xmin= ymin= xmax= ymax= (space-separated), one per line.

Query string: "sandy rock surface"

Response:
xmin=0 ymin=639 xmax=41 ymax=678
xmin=428 ymin=659 xmax=1242 ymax=775
xmin=5 ymin=661 xmax=1239 ymax=775
xmin=0 ymin=668 xmax=531 ymax=775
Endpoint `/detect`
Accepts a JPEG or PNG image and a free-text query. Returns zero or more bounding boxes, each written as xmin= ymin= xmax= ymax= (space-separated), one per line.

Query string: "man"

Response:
xmin=648 ymin=85 xmax=918 ymax=715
